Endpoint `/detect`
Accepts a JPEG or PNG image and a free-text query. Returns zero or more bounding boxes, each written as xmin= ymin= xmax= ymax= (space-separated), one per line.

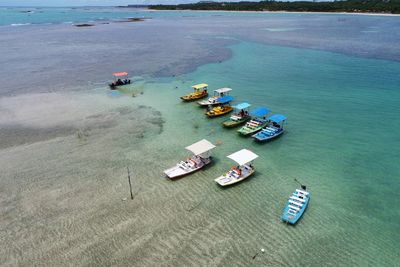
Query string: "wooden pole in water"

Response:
xmin=127 ymin=166 xmax=133 ymax=200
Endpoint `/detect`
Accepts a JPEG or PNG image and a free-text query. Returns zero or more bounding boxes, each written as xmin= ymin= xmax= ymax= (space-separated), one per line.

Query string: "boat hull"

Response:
xmin=237 ymin=122 xmax=267 ymax=136
xmin=180 ymin=92 xmax=208 ymax=102
xmin=281 ymin=191 xmax=310 ymax=225
xmin=206 ymin=107 xmax=233 ymax=117
xmin=222 ymin=116 xmax=251 ymax=128
xmin=164 ymin=157 xmax=211 ymax=179
xmin=253 ymin=129 xmax=284 ymax=142
xmin=197 ymin=97 xmax=220 ymax=106
xmin=215 ymin=166 xmax=255 ymax=186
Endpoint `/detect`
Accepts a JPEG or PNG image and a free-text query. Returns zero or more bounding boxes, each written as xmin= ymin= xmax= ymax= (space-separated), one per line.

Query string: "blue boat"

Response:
xmin=281 ymin=188 xmax=310 ymax=225
xmin=252 ymin=114 xmax=287 ymax=142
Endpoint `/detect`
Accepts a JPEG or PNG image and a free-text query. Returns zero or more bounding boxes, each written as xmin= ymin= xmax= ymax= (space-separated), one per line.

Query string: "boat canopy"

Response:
xmin=113 ymin=72 xmax=128 ymax=77
xmin=217 ymin=96 xmax=234 ymax=104
xmin=233 ymin=102 xmax=251 ymax=110
xmin=251 ymin=107 xmax=270 ymax=118
xmin=268 ymin=114 xmax=287 ymax=123
xmin=227 ymin=149 xmax=258 ymax=166
xmin=185 ymin=139 xmax=216 ymax=155
xmin=214 ymin=87 xmax=232 ymax=94
xmin=192 ymin=83 xmax=208 ymax=90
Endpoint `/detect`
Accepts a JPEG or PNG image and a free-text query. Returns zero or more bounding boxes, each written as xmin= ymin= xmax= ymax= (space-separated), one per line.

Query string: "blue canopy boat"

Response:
xmin=237 ymin=107 xmax=270 ymax=136
xmin=281 ymin=187 xmax=310 ymax=225
xmin=252 ymin=114 xmax=287 ymax=142
xmin=206 ymin=96 xmax=234 ymax=117
xmin=222 ymin=102 xmax=251 ymax=128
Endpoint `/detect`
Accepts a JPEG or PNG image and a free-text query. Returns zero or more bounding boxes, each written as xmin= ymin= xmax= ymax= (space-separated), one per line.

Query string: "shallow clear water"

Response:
xmin=130 ymin=42 xmax=400 ymax=266
xmin=0 ymin=9 xmax=399 ymax=266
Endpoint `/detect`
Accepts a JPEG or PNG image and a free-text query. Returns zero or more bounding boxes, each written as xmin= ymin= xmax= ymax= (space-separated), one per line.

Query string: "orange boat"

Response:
xmin=109 ymin=72 xmax=131 ymax=89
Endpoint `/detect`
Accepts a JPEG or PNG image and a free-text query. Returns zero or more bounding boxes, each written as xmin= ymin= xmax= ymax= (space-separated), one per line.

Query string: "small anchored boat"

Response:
xmin=215 ymin=149 xmax=258 ymax=186
xmin=252 ymin=114 xmax=287 ymax=142
xmin=163 ymin=139 xmax=216 ymax=179
xmin=205 ymin=96 xmax=234 ymax=117
xmin=198 ymin=87 xmax=232 ymax=107
xmin=237 ymin=107 xmax=270 ymax=136
xmin=109 ymin=72 xmax=131 ymax=89
xmin=281 ymin=186 xmax=310 ymax=225
xmin=180 ymin=84 xmax=209 ymax=101
xmin=222 ymin=102 xmax=251 ymax=128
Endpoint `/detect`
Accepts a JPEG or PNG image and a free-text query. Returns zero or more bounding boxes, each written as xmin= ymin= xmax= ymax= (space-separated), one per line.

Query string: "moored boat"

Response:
xmin=163 ymin=139 xmax=216 ymax=179
xmin=252 ymin=114 xmax=287 ymax=142
xmin=237 ymin=107 xmax=270 ymax=136
xmin=198 ymin=87 xmax=232 ymax=106
xmin=180 ymin=84 xmax=209 ymax=101
xmin=281 ymin=187 xmax=310 ymax=225
xmin=109 ymin=72 xmax=131 ymax=89
xmin=206 ymin=96 xmax=234 ymax=117
xmin=222 ymin=102 xmax=251 ymax=128
xmin=215 ymin=149 xmax=258 ymax=186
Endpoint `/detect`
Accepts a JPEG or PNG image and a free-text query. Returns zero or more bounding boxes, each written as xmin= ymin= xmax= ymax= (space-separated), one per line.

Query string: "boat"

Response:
xmin=222 ymin=102 xmax=251 ymax=128
xmin=163 ymin=139 xmax=216 ymax=179
xmin=237 ymin=107 xmax=270 ymax=136
xmin=205 ymin=96 xmax=234 ymax=117
xmin=281 ymin=186 xmax=310 ymax=225
xmin=197 ymin=87 xmax=232 ymax=106
xmin=180 ymin=84 xmax=209 ymax=101
xmin=252 ymin=114 xmax=287 ymax=142
xmin=109 ymin=72 xmax=131 ymax=89
xmin=215 ymin=149 xmax=258 ymax=186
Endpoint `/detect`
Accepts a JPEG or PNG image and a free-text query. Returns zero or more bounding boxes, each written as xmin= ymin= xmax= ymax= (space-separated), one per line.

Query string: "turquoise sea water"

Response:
xmin=129 ymin=41 xmax=400 ymax=265
xmin=0 ymin=6 xmax=308 ymax=26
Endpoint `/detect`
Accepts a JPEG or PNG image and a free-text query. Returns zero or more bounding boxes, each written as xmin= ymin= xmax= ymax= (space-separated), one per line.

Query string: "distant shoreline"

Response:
xmin=148 ymin=0 xmax=400 ymax=15
xmin=146 ymin=9 xmax=400 ymax=17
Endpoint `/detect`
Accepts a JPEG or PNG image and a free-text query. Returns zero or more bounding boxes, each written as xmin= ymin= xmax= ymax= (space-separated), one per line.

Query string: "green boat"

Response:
xmin=237 ymin=107 xmax=270 ymax=136
xmin=222 ymin=102 xmax=251 ymax=128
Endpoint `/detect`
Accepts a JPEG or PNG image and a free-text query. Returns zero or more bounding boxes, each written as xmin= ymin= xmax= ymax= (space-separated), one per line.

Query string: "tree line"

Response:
xmin=149 ymin=0 xmax=400 ymax=14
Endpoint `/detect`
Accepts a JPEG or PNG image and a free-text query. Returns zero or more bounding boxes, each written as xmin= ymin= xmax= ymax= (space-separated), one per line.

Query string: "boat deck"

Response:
xmin=215 ymin=164 xmax=254 ymax=186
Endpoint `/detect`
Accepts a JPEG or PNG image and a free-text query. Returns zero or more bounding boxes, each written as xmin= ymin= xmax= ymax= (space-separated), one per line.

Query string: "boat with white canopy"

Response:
xmin=222 ymin=102 xmax=251 ymax=128
xmin=252 ymin=114 xmax=287 ymax=142
xmin=164 ymin=139 xmax=216 ymax=179
xmin=198 ymin=87 xmax=233 ymax=106
xmin=215 ymin=149 xmax=258 ymax=186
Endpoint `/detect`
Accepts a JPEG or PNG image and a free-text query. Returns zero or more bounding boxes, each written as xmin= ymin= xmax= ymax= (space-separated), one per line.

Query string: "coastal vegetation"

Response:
xmin=149 ymin=0 xmax=400 ymax=14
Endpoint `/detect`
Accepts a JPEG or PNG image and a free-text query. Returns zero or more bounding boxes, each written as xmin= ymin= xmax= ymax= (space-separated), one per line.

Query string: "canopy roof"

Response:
xmin=215 ymin=87 xmax=232 ymax=94
xmin=268 ymin=114 xmax=287 ymax=123
xmin=113 ymin=72 xmax=128 ymax=77
xmin=251 ymin=107 xmax=270 ymax=118
xmin=217 ymin=95 xmax=234 ymax=104
xmin=233 ymin=102 xmax=251 ymax=110
xmin=227 ymin=149 xmax=258 ymax=166
xmin=185 ymin=139 xmax=216 ymax=155
xmin=192 ymin=83 xmax=208 ymax=90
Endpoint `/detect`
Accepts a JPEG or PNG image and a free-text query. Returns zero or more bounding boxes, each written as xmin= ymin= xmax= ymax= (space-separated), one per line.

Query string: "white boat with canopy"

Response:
xmin=198 ymin=87 xmax=233 ymax=106
xmin=215 ymin=149 xmax=259 ymax=186
xmin=164 ymin=139 xmax=216 ymax=179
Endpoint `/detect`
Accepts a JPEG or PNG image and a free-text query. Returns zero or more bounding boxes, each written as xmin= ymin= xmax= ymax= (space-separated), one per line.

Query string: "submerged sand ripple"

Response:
xmin=0 ymin=93 xmax=164 ymax=149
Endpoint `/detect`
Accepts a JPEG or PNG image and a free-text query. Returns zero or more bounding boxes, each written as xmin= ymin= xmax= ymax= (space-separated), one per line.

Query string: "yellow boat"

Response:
xmin=206 ymin=96 xmax=234 ymax=117
xmin=180 ymin=83 xmax=209 ymax=101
